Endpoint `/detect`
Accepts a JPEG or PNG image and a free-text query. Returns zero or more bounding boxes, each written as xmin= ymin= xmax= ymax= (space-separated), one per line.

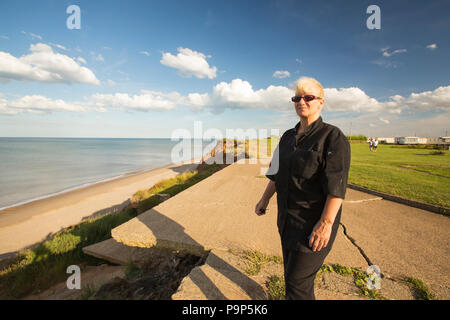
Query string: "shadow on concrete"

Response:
xmin=134 ymin=207 xmax=267 ymax=300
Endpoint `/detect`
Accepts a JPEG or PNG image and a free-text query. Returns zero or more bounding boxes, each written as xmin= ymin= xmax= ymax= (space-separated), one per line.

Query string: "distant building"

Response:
xmin=440 ymin=136 xmax=450 ymax=143
xmin=427 ymin=137 xmax=441 ymax=144
xmin=395 ymin=137 xmax=428 ymax=144
xmin=377 ymin=137 xmax=395 ymax=144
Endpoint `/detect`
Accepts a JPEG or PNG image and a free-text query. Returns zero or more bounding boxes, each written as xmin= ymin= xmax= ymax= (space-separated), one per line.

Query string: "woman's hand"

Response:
xmin=308 ymin=219 xmax=332 ymax=252
xmin=255 ymin=198 xmax=269 ymax=216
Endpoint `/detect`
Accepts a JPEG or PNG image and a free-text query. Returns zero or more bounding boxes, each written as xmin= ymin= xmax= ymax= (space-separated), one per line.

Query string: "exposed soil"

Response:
xmin=90 ymin=248 xmax=206 ymax=300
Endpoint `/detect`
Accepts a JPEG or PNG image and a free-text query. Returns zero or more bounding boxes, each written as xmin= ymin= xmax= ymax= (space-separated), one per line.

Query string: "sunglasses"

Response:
xmin=291 ymin=95 xmax=322 ymax=103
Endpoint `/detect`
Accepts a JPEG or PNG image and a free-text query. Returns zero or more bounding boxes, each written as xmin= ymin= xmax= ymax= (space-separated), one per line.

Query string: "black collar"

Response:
xmin=294 ymin=116 xmax=323 ymax=137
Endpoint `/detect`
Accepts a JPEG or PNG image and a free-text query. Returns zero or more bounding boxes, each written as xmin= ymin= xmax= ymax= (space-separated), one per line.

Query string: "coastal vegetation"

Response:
xmin=0 ymin=162 xmax=226 ymax=299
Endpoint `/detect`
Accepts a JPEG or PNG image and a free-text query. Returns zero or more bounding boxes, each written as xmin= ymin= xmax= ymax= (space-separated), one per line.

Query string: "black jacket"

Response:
xmin=266 ymin=116 xmax=351 ymax=239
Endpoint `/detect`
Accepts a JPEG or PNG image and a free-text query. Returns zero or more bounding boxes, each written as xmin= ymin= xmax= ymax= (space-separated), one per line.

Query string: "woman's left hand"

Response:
xmin=308 ymin=219 xmax=332 ymax=252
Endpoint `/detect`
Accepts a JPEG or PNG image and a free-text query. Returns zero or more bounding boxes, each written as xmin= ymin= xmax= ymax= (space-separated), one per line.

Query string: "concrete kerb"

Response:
xmin=347 ymin=184 xmax=449 ymax=217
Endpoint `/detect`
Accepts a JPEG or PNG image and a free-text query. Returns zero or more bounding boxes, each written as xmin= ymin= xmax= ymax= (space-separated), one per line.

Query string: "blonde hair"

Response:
xmin=293 ymin=77 xmax=324 ymax=98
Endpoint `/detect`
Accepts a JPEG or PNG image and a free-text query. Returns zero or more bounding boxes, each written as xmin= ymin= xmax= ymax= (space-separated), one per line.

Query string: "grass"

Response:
xmin=349 ymin=143 xmax=450 ymax=208
xmin=317 ymin=263 xmax=385 ymax=300
xmin=0 ymin=162 xmax=225 ymax=299
xmin=124 ymin=260 xmax=144 ymax=280
xmin=0 ymin=206 xmax=139 ymax=299
xmin=266 ymin=275 xmax=285 ymax=300
xmin=78 ymin=284 xmax=97 ymax=300
xmin=239 ymin=250 xmax=282 ymax=276
xmin=403 ymin=277 xmax=435 ymax=300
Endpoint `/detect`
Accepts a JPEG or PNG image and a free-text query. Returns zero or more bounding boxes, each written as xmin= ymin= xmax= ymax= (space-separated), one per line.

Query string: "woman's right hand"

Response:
xmin=255 ymin=198 xmax=269 ymax=216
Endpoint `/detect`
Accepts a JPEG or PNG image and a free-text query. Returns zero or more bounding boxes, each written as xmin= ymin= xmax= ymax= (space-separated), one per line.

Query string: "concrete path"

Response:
xmin=84 ymin=161 xmax=449 ymax=300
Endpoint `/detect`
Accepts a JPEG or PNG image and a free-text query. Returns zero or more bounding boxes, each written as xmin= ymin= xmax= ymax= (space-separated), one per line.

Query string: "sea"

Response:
xmin=0 ymin=137 xmax=217 ymax=210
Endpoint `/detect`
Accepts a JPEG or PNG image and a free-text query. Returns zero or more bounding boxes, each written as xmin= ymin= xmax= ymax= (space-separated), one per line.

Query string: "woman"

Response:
xmin=255 ymin=77 xmax=350 ymax=300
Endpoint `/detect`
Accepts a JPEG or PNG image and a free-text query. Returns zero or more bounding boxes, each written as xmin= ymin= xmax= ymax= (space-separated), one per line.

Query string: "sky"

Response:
xmin=0 ymin=0 xmax=449 ymax=138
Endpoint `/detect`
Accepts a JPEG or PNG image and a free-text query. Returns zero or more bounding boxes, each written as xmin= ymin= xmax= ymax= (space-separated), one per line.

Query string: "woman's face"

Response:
xmin=294 ymin=84 xmax=324 ymax=119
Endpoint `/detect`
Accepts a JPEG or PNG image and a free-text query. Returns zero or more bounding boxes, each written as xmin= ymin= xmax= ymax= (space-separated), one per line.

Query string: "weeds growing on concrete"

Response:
xmin=266 ymin=275 xmax=285 ymax=300
xmin=241 ymin=250 xmax=282 ymax=276
xmin=318 ymin=263 xmax=385 ymax=300
xmin=403 ymin=277 xmax=434 ymax=300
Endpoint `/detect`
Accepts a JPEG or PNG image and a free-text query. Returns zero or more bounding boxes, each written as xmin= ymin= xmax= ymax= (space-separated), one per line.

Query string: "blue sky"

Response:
xmin=0 ymin=0 xmax=449 ymax=138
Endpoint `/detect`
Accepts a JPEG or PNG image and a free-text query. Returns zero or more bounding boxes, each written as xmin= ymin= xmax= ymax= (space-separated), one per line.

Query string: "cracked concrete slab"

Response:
xmin=82 ymin=238 xmax=169 ymax=267
xmin=112 ymin=162 xmax=282 ymax=257
xmin=342 ymin=199 xmax=450 ymax=300
xmin=324 ymin=225 xmax=368 ymax=270
xmin=172 ymin=249 xmax=269 ymax=300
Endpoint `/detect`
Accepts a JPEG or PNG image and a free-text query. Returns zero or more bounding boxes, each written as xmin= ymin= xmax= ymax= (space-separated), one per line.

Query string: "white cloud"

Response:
xmin=21 ymin=31 xmax=42 ymax=40
xmin=371 ymin=59 xmax=398 ymax=68
xmin=160 ymin=47 xmax=217 ymax=79
xmin=295 ymin=58 xmax=302 ymax=64
xmin=324 ymin=87 xmax=382 ymax=112
xmin=0 ymin=90 xmax=179 ymax=115
xmin=323 ymin=85 xmax=450 ymax=114
xmin=273 ymin=70 xmax=290 ymax=79
xmin=2 ymin=74 xmax=449 ymax=118
xmin=106 ymin=79 xmax=116 ymax=87
xmin=48 ymin=42 xmax=67 ymax=51
xmin=0 ymin=94 xmax=91 ymax=115
xmin=77 ymin=57 xmax=87 ymax=64
xmin=184 ymin=93 xmax=210 ymax=110
xmin=95 ymin=53 xmax=104 ymax=62
xmin=29 ymin=33 xmax=42 ymax=40
xmin=103 ymin=46 xmax=112 ymax=50
xmin=140 ymin=51 xmax=151 ymax=56
xmin=0 ymin=35 xmax=8 ymax=40
xmin=426 ymin=43 xmax=438 ymax=50
xmin=209 ymin=79 xmax=292 ymax=112
xmin=381 ymin=47 xmax=407 ymax=57
xmin=91 ymin=91 xmax=178 ymax=111
xmin=399 ymin=86 xmax=450 ymax=111
xmin=0 ymin=43 xmax=100 ymax=85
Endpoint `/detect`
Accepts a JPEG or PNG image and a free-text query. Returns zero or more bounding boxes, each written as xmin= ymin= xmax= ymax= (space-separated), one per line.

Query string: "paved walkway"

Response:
xmin=84 ymin=161 xmax=449 ymax=300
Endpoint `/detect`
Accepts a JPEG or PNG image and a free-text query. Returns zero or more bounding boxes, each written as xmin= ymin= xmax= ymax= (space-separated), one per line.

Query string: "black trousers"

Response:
xmin=281 ymin=219 xmax=339 ymax=300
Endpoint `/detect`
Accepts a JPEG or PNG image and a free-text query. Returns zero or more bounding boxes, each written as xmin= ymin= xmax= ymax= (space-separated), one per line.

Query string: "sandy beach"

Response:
xmin=0 ymin=158 xmax=203 ymax=260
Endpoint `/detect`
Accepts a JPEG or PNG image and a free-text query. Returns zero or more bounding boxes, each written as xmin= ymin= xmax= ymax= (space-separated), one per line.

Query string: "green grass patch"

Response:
xmin=0 ymin=163 xmax=226 ymax=299
xmin=318 ymin=264 xmax=385 ymax=300
xmin=241 ymin=250 xmax=282 ymax=276
xmin=266 ymin=275 xmax=285 ymax=300
xmin=349 ymin=143 xmax=450 ymax=208
xmin=403 ymin=277 xmax=435 ymax=300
